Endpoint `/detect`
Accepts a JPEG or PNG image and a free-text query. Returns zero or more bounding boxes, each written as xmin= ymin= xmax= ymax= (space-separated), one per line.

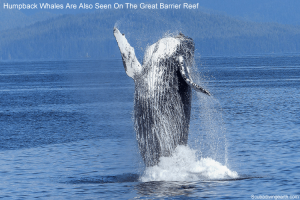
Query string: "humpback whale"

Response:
xmin=114 ymin=28 xmax=210 ymax=166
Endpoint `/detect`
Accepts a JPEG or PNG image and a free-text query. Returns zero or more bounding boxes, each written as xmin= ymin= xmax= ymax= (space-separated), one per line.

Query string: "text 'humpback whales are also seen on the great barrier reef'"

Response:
xmin=113 ymin=27 xmax=239 ymax=181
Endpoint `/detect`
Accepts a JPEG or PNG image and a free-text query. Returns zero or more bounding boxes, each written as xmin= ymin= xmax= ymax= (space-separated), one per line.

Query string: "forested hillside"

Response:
xmin=1 ymin=9 xmax=300 ymax=60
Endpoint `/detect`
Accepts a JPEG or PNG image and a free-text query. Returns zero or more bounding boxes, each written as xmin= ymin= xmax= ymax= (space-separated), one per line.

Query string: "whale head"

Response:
xmin=142 ymin=33 xmax=194 ymax=68
xmin=113 ymin=28 xmax=210 ymax=95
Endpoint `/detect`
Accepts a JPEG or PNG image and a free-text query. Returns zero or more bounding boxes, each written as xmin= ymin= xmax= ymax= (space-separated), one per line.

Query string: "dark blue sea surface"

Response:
xmin=0 ymin=56 xmax=299 ymax=199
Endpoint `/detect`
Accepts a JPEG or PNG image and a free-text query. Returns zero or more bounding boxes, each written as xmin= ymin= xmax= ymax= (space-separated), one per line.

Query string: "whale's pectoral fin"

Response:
xmin=113 ymin=28 xmax=142 ymax=79
xmin=178 ymin=56 xmax=211 ymax=96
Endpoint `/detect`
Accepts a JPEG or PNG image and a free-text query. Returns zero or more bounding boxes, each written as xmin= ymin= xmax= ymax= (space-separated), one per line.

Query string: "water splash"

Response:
xmin=187 ymin=59 xmax=228 ymax=166
xmin=140 ymin=145 xmax=238 ymax=182
xmin=192 ymin=93 xmax=228 ymax=165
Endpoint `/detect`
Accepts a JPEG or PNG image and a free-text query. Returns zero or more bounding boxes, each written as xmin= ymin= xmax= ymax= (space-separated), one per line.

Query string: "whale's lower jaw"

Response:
xmin=134 ymin=63 xmax=191 ymax=167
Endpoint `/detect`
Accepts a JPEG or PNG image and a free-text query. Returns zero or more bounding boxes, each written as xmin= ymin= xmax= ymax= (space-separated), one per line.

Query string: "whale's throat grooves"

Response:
xmin=134 ymin=58 xmax=191 ymax=167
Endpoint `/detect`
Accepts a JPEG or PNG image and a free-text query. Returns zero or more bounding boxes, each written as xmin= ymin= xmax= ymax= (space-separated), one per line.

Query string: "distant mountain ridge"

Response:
xmin=3 ymin=0 xmax=300 ymax=26
xmin=0 ymin=0 xmax=59 ymax=31
xmin=1 ymin=9 xmax=300 ymax=60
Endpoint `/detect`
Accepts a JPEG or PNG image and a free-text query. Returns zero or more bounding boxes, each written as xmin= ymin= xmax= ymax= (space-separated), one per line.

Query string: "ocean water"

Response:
xmin=0 ymin=56 xmax=299 ymax=199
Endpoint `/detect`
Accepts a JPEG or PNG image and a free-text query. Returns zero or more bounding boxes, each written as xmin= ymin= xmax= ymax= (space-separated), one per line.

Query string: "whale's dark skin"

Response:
xmin=114 ymin=28 xmax=210 ymax=166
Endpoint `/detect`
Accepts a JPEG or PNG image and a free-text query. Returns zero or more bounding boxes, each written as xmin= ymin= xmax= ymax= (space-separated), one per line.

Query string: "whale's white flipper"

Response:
xmin=178 ymin=56 xmax=211 ymax=96
xmin=113 ymin=28 xmax=142 ymax=79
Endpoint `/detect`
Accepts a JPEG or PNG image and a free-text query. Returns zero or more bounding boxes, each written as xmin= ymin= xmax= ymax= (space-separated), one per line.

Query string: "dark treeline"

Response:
xmin=1 ymin=9 xmax=300 ymax=61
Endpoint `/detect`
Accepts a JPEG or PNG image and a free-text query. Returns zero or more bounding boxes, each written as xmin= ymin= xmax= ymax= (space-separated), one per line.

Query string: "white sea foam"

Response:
xmin=140 ymin=145 xmax=238 ymax=182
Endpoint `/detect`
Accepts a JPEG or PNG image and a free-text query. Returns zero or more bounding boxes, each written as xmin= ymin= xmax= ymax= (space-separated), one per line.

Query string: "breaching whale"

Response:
xmin=114 ymin=28 xmax=210 ymax=166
